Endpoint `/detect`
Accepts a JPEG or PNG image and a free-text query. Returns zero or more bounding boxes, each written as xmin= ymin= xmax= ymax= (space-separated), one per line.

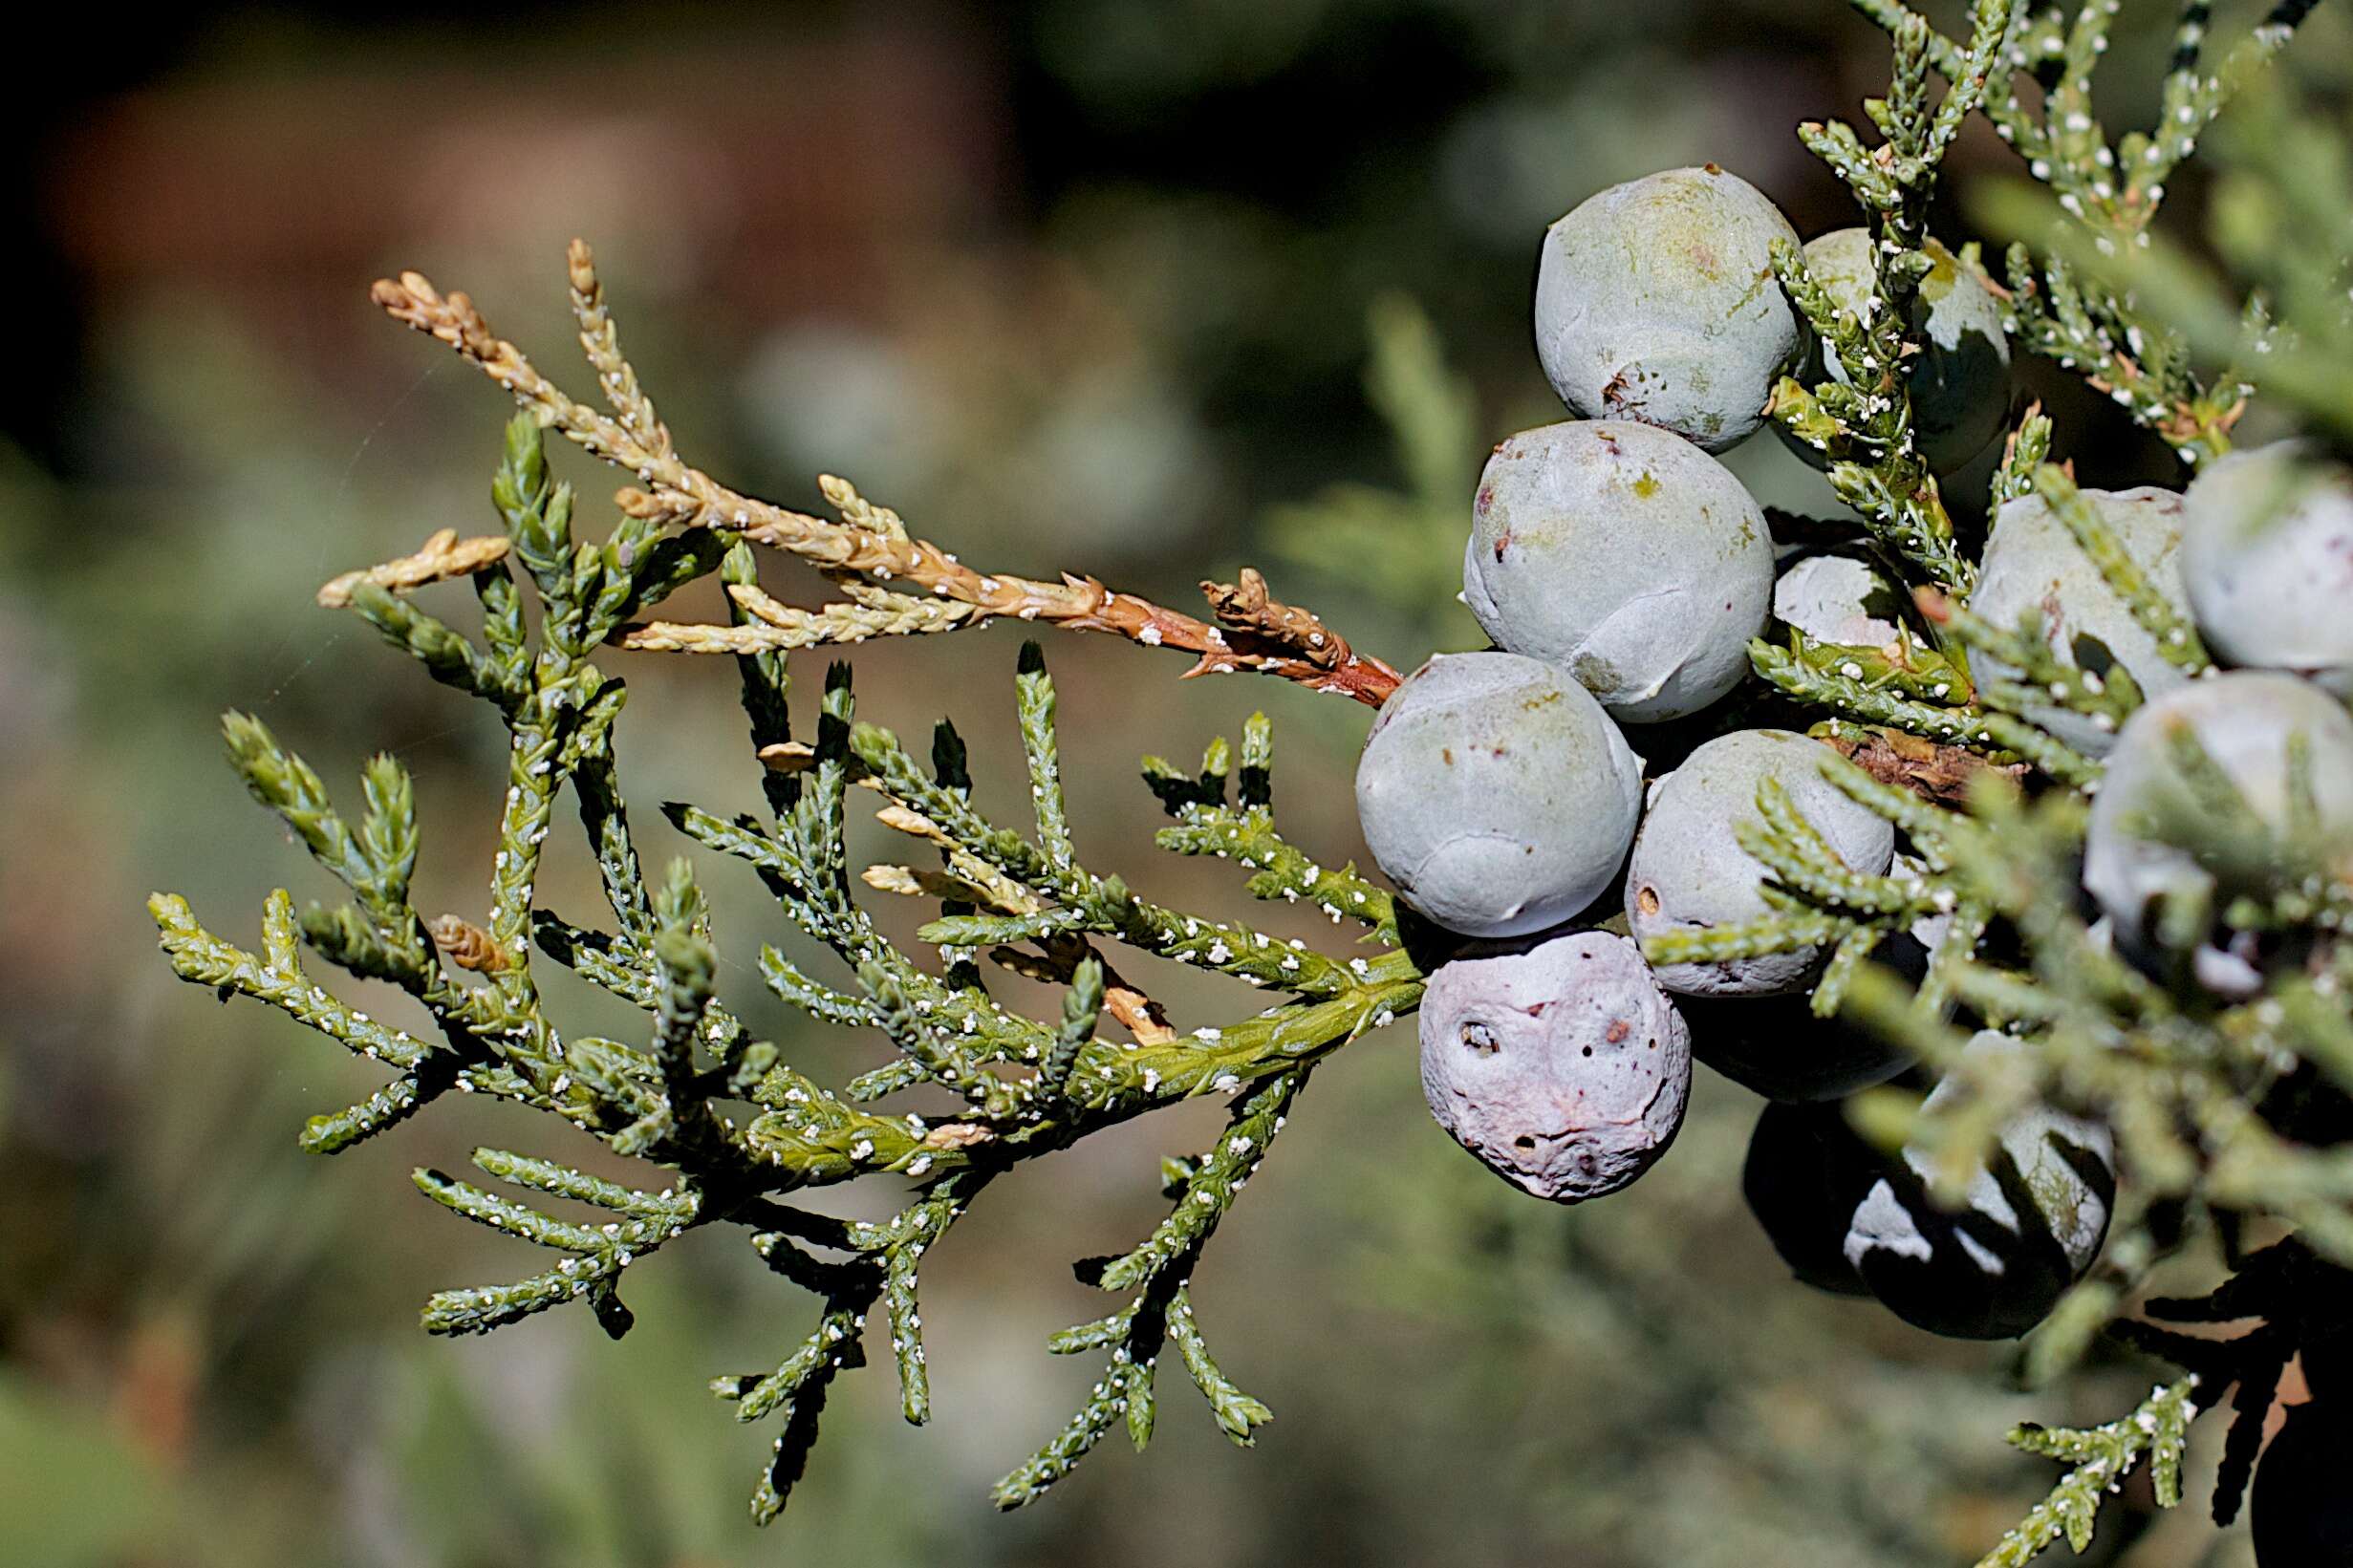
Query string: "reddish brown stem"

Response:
xmin=372 ymin=247 xmax=1401 ymax=707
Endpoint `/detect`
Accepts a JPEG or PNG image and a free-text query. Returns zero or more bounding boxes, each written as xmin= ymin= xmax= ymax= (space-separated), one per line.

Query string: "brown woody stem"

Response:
xmin=371 ymin=246 xmax=1402 ymax=708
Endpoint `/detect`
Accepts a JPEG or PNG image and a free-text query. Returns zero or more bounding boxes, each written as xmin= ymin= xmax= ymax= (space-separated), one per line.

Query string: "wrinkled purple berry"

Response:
xmin=1418 ymin=931 xmax=1692 ymax=1202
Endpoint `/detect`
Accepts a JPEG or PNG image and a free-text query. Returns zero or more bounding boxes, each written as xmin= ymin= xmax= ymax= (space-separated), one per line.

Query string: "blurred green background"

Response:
xmin=3 ymin=3 xmax=2333 ymax=1564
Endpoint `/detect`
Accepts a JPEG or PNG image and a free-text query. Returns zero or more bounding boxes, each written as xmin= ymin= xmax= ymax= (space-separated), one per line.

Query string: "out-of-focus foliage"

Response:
xmin=1263 ymin=296 xmax=1484 ymax=652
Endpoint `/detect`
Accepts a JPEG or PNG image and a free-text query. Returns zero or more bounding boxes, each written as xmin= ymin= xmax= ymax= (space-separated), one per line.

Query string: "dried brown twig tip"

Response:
xmin=1201 ymin=568 xmax=1351 ymax=671
xmin=371 ymin=273 xmax=512 ymax=372
xmin=371 ymin=244 xmax=1404 ymax=707
xmin=426 ymin=913 xmax=507 ymax=973
xmin=1098 ymin=983 xmax=1178 ymax=1045
xmin=319 ymin=528 xmax=510 ymax=608
xmin=985 ymin=936 xmax=1179 ymax=1045
xmin=1185 ymin=569 xmax=1402 ymax=699
xmin=1820 ymin=725 xmax=2024 ymax=806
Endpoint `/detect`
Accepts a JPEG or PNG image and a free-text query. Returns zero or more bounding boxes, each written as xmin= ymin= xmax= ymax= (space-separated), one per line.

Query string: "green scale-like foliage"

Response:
xmin=153 ymin=408 xmax=1421 ymax=1521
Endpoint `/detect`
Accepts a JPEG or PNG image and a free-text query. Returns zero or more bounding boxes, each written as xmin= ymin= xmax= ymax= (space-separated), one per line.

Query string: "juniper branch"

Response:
xmin=1975 ymin=1380 xmax=2199 ymax=1566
